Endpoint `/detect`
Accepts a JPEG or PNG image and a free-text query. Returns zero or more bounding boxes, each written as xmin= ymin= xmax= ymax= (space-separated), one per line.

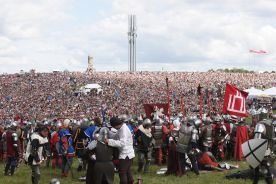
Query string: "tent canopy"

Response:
xmin=264 ymin=87 xmax=276 ymax=96
xmin=84 ymin=83 xmax=101 ymax=89
xmin=244 ymin=87 xmax=264 ymax=97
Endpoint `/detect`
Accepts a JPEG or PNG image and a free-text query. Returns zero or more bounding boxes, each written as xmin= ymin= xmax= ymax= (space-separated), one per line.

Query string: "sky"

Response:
xmin=0 ymin=0 xmax=276 ymax=73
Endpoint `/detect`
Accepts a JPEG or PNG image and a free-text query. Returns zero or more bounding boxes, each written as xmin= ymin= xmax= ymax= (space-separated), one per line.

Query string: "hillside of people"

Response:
xmin=0 ymin=71 xmax=275 ymax=122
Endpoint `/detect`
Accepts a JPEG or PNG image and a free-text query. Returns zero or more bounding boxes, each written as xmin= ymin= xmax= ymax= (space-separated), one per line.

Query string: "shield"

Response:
xmin=242 ymin=139 xmax=268 ymax=168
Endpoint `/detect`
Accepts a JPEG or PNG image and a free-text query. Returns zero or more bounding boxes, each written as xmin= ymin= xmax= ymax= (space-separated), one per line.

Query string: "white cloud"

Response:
xmin=0 ymin=0 xmax=276 ymax=73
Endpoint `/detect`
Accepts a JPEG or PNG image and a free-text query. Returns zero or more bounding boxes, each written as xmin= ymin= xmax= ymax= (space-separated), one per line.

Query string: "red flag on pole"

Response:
xmin=223 ymin=84 xmax=248 ymax=117
xmin=249 ymin=49 xmax=267 ymax=54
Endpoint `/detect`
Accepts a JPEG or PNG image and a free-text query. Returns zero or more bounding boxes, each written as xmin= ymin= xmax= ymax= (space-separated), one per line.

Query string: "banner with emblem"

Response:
xmin=143 ymin=103 xmax=169 ymax=119
xmin=223 ymin=83 xmax=248 ymax=117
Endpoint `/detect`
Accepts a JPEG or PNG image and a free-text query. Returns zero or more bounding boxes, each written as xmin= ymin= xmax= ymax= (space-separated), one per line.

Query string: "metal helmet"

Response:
xmin=213 ymin=115 xmax=222 ymax=123
xmin=194 ymin=119 xmax=201 ymax=128
xmin=97 ymin=127 xmax=109 ymax=142
xmin=50 ymin=178 xmax=60 ymax=184
xmin=173 ymin=118 xmax=180 ymax=128
xmin=143 ymin=118 xmax=151 ymax=125
xmin=57 ymin=121 xmax=62 ymax=128
xmin=203 ymin=117 xmax=212 ymax=125
xmin=10 ymin=122 xmax=18 ymax=130
xmin=187 ymin=117 xmax=195 ymax=125
xmin=254 ymin=123 xmax=266 ymax=139
xmin=119 ymin=114 xmax=128 ymax=122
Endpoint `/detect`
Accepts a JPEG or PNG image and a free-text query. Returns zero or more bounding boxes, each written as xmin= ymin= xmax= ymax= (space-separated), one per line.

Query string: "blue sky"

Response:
xmin=0 ymin=0 xmax=276 ymax=73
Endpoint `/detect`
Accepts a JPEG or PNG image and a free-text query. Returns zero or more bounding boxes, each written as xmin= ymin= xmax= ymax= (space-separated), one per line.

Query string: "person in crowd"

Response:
xmin=24 ymin=124 xmax=49 ymax=184
xmin=134 ymin=118 xmax=154 ymax=173
xmin=58 ymin=119 xmax=75 ymax=177
xmin=89 ymin=127 xmax=115 ymax=184
xmin=2 ymin=122 xmax=22 ymax=176
xmin=105 ymin=116 xmax=135 ymax=184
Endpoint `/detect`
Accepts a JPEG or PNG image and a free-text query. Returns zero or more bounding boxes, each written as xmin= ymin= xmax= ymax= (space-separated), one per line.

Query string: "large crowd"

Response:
xmin=0 ymin=71 xmax=276 ymax=184
xmin=0 ymin=71 xmax=275 ymax=121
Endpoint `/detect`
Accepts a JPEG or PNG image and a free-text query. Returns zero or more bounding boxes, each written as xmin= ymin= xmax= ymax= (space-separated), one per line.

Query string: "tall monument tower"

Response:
xmin=87 ymin=55 xmax=95 ymax=73
xmin=128 ymin=14 xmax=137 ymax=72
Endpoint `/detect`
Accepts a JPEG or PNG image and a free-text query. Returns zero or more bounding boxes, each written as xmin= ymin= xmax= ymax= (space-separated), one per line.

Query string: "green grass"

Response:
xmin=0 ymin=159 xmax=256 ymax=184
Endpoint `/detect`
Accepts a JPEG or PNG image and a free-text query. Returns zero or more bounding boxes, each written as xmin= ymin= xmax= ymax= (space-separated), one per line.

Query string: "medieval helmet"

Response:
xmin=194 ymin=119 xmax=201 ymax=128
xmin=50 ymin=178 xmax=60 ymax=184
xmin=143 ymin=118 xmax=151 ymax=125
xmin=97 ymin=127 xmax=109 ymax=142
xmin=119 ymin=114 xmax=128 ymax=123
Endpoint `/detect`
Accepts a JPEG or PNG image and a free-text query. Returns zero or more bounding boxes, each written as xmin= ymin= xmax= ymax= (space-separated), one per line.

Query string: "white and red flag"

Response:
xmin=223 ymin=84 xmax=249 ymax=117
xmin=249 ymin=49 xmax=267 ymax=54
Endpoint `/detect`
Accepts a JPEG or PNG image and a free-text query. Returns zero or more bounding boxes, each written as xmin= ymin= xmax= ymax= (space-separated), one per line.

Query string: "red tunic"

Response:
xmin=198 ymin=152 xmax=219 ymax=167
xmin=4 ymin=131 xmax=20 ymax=157
xmin=234 ymin=125 xmax=249 ymax=161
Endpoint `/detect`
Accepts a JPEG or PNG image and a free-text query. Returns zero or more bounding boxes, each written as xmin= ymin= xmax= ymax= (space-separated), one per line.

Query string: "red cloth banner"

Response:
xmin=143 ymin=103 xmax=169 ymax=119
xmin=223 ymin=83 xmax=248 ymax=117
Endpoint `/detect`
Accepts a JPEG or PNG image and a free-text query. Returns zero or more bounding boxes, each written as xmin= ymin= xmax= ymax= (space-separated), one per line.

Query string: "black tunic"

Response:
xmin=91 ymin=142 xmax=114 ymax=184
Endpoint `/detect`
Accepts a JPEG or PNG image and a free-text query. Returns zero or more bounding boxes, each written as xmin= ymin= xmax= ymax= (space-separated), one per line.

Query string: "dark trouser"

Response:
xmin=118 ymin=157 xmax=133 ymax=184
xmin=86 ymin=159 xmax=95 ymax=184
xmin=187 ymin=152 xmax=199 ymax=175
xmin=253 ymin=166 xmax=273 ymax=184
xmin=31 ymin=165 xmax=40 ymax=184
xmin=5 ymin=156 xmax=17 ymax=175
xmin=62 ymin=156 xmax=73 ymax=175
xmin=137 ymin=151 xmax=151 ymax=173
xmin=178 ymin=152 xmax=186 ymax=174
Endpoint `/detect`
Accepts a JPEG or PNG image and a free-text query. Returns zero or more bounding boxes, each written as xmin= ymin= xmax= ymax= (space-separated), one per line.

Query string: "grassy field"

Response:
xmin=0 ymin=159 xmax=256 ymax=184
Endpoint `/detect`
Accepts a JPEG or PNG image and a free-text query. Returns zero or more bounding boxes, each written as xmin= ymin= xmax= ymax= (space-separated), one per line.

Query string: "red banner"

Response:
xmin=223 ymin=84 xmax=248 ymax=117
xmin=143 ymin=103 xmax=169 ymax=119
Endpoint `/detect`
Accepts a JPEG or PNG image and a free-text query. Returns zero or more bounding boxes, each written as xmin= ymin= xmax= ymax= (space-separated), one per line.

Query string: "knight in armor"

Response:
xmin=24 ymin=125 xmax=49 ymax=184
xmin=197 ymin=150 xmax=238 ymax=171
xmin=135 ymin=118 xmax=154 ymax=173
xmin=252 ymin=121 xmax=275 ymax=184
xmin=161 ymin=118 xmax=174 ymax=164
xmin=73 ymin=119 xmax=90 ymax=172
xmin=226 ymin=118 xmax=276 ymax=184
xmin=175 ymin=117 xmax=200 ymax=175
xmin=212 ymin=115 xmax=229 ymax=160
xmin=2 ymin=122 xmax=22 ymax=176
xmin=87 ymin=127 xmax=115 ymax=184
xmin=234 ymin=118 xmax=249 ymax=161
xmin=200 ymin=116 xmax=213 ymax=152
xmin=58 ymin=119 xmax=75 ymax=177
xmin=225 ymin=115 xmax=238 ymax=160
xmin=84 ymin=118 xmax=103 ymax=183
xmin=50 ymin=122 xmax=62 ymax=169
xmin=151 ymin=119 xmax=164 ymax=165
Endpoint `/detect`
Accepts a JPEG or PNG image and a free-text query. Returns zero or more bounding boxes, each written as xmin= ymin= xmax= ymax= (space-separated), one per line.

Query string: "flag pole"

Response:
xmin=166 ymin=77 xmax=171 ymax=119
xmin=208 ymin=90 xmax=212 ymax=118
xmin=199 ymin=94 xmax=203 ymax=121
xmin=181 ymin=95 xmax=185 ymax=118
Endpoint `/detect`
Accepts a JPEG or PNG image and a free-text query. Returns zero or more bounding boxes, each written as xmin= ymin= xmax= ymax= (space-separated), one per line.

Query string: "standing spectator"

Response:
xmin=135 ymin=118 xmax=153 ymax=173
xmin=58 ymin=119 xmax=75 ymax=177
xmin=24 ymin=124 xmax=49 ymax=184
xmin=105 ymin=117 xmax=135 ymax=184
xmin=2 ymin=122 xmax=22 ymax=176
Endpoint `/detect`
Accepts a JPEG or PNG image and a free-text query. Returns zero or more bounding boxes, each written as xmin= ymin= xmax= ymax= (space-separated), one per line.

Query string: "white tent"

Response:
xmin=244 ymin=87 xmax=264 ymax=98
xmin=84 ymin=84 xmax=101 ymax=89
xmin=264 ymin=87 xmax=276 ymax=97
xmin=79 ymin=83 xmax=102 ymax=94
